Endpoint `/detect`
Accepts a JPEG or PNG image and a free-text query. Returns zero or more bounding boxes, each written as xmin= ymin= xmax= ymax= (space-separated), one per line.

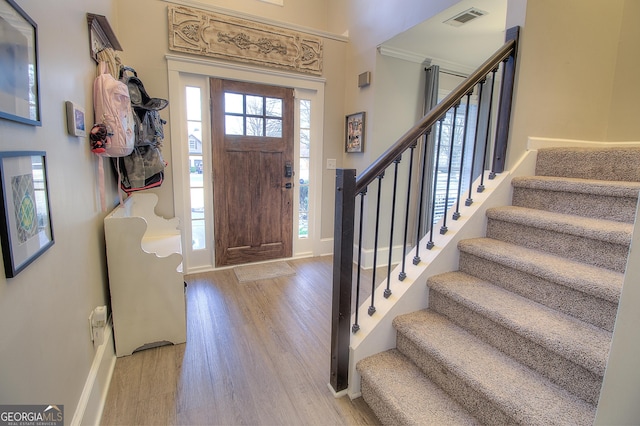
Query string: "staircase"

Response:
xmin=356 ymin=147 xmax=640 ymax=425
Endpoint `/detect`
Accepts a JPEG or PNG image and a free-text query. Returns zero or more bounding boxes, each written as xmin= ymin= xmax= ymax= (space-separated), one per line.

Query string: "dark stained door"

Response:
xmin=210 ymin=78 xmax=294 ymax=267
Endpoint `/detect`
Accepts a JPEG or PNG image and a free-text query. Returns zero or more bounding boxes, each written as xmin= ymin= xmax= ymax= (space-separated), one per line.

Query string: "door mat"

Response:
xmin=233 ymin=261 xmax=296 ymax=283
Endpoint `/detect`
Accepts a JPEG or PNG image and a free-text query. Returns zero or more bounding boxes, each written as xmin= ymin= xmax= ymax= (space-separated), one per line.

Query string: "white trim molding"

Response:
xmin=527 ymin=137 xmax=640 ymax=150
xmin=71 ymin=318 xmax=116 ymax=426
xmin=377 ymin=45 xmax=429 ymax=64
xmin=377 ymin=45 xmax=476 ymax=76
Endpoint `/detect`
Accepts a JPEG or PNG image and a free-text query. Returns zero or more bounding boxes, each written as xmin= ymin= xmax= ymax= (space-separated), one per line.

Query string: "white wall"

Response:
xmin=0 ymin=0 xmax=118 ymax=419
xmin=506 ymin=0 xmax=633 ymax=169
xmin=341 ymin=0 xmax=511 ymax=252
xmin=594 ymin=6 xmax=640 ymax=419
xmin=596 ymin=198 xmax=640 ymax=424
xmin=605 ymin=0 xmax=640 ymax=141
xmin=339 ymin=0 xmax=461 ymax=177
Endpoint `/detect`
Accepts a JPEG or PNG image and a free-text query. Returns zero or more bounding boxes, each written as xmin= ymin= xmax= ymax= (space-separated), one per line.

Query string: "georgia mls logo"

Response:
xmin=0 ymin=404 xmax=63 ymax=426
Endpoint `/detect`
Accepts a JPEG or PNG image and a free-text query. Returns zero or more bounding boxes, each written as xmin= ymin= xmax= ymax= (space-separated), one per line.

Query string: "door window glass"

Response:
xmin=224 ymin=92 xmax=282 ymax=138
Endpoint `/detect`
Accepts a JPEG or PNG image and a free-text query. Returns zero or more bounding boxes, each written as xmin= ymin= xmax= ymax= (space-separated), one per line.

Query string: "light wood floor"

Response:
xmin=101 ymin=256 xmax=381 ymax=425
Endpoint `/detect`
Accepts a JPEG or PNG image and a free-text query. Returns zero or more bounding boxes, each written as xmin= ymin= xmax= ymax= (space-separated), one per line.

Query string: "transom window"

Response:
xmin=224 ymin=92 xmax=283 ymax=137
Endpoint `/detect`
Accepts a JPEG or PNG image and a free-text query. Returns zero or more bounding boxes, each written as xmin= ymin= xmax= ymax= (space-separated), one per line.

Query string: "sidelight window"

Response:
xmin=186 ymin=86 xmax=205 ymax=250
xmin=298 ymin=99 xmax=310 ymax=238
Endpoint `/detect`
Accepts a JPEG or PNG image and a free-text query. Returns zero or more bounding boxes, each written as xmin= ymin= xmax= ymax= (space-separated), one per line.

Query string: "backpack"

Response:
xmin=91 ymin=61 xmax=136 ymax=210
xmin=119 ymin=66 xmax=168 ymax=147
xmin=113 ymin=146 xmax=166 ymax=194
xmin=92 ymin=62 xmax=135 ymax=157
xmin=114 ymin=66 xmax=169 ymax=194
xmin=134 ymin=108 xmax=166 ymax=147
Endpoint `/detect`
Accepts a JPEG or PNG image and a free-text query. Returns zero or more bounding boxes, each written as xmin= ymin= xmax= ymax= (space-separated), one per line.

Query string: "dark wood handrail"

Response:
xmin=355 ymin=38 xmax=516 ymax=194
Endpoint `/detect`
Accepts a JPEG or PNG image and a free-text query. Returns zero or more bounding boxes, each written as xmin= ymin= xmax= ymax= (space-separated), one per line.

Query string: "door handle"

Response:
xmin=283 ymin=182 xmax=293 ymax=189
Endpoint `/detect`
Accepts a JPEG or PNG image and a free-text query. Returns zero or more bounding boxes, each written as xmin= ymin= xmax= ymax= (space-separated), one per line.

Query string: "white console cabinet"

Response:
xmin=104 ymin=193 xmax=186 ymax=357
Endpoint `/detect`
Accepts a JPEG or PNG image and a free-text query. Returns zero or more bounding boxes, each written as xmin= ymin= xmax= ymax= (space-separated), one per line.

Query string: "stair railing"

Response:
xmin=330 ymin=27 xmax=519 ymax=393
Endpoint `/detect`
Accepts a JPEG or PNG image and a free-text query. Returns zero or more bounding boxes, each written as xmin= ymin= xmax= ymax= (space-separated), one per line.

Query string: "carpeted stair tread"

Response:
xmin=486 ymin=205 xmax=632 ymax=246
xmin=427 ymin=271 xmax=611 ymax=376
xmin=511 ymin=176 xmax=640 ymax=223
xmin=357 ymin=349 xmax=480 ymax=425
xmin=458 ymin=237 xmax=622 ymax=303
xmin=535 ymin=147 xmax=640 ymax=182
xmin=393 ymin=310 xmax=596 ymax=425
xmin=357 ymin=147 xmax=635 ymax=424
xmin=511 ymin=175 xmax=640 ymax=197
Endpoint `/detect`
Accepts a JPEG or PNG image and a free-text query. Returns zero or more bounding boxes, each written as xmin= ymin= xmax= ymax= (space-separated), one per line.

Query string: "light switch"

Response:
xmin=327 ymin=158 xmax=337 ymax=170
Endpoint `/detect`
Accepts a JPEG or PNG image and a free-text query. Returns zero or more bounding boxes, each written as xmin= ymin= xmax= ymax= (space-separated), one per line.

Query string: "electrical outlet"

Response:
xmin=326 ymin=158 xmax=337 ymax=170
xmin=88 ymin=312 xmax=94 ymax=342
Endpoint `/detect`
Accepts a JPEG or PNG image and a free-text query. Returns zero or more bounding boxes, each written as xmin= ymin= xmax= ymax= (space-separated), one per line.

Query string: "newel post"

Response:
xmin=492 ymin=26 xmax=519 ymax=175
xmin=330 ymin=168 xmax=356 ymax=393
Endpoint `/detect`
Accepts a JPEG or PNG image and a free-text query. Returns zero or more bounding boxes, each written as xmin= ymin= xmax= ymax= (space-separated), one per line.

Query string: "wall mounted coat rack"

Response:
xmin=87 ymin=13 xmax=122 ymax=62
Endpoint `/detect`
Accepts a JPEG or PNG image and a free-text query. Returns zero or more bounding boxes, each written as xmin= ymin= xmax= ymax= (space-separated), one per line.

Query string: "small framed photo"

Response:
xmin=0 ymin=151 xmax=54 ymax=278
xmin=65 ymin=101 xmax=86 ymax=137
xmin=345 ymin=112 xmax=365 ymax=153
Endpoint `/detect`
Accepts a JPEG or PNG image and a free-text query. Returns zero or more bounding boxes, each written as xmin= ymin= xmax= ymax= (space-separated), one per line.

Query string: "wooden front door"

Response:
xmin=211 ymin=78 xmax=294 ymax=267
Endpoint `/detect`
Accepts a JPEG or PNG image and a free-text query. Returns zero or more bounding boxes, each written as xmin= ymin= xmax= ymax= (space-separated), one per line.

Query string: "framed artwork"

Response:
xmin=0 ymin=152 xmax=54 ymax=278
xmin=65 ymin=101 xmax=86 ymax=137
xmin=0 ymin=0 xmax=41 ymax=126
xmin=345 ymin=112 xmax=365 ymax=153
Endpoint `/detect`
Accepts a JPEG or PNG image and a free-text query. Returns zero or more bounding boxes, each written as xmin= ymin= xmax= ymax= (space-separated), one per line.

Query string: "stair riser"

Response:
xmin=360 ymin=379 xmax=407 ymax=426
xmin=395 ymin=333 xmax=513 ymax=425
xmin=428 ymin=289 xmax=602 ymax=405
xmin=512 ymin=187 xmax=637 ymax=224
xmin=458 ymin=251 xmax=618 ymax=331
xmin=486 ymin=218 xmax=629 ymax=273
xmin=358 ymin=349 xmax=483 ymax=425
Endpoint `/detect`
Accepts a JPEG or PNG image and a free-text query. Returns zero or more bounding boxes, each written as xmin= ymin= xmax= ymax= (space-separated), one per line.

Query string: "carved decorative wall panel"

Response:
xmin=168 ymin=5 xmax=323 ymax=75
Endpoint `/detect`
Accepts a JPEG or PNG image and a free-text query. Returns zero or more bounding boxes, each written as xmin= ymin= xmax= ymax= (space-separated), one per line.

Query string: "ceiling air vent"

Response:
xmin=443 ymin=8 xmax=487 ymax=27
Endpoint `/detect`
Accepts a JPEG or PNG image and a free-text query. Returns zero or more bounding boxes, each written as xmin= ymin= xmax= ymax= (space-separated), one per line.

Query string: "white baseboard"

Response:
xmin=319 ymin=237 xmax=334 ymax=257
xmin=327 ymin=382 xmax=350 ymax=399
xmin=71 ymin=318 xmax=116 ymax=426
xmin=527 ymin=137 xmax=640 ymax=150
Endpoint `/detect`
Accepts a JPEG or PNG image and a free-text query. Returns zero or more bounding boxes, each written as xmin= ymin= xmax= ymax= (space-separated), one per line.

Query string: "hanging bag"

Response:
xmin=113 ymin=66 xmax=169 ymax=194
xmin=119 ymin=66 xmax=168 ymax=147
xmin=93 ymin=62 xmax=135 ymax=157
xmin=91 ymin=61 xmax=136 ymax=210
xmin=114 ymin=145 xmax=166 ymax=194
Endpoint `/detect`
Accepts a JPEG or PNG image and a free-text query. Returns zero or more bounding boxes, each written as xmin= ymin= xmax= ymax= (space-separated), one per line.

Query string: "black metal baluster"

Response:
xmin=478 ymin=68 xmax=497 ymax=193
xmin=453 ymin=91 xmax=473 ymax=220
xmin=352 ymin=189 xmax=366 ymax=333
xmin=398 ymin=143 xmax=416 ymax=281
xmin=441 ymin=104 xmax=459 ymax=235
xmin=414 ymin=131 xmax=431 ymax=262
xmin=385 ymin=156 xmax=401 ymax=298
xmin=427 ymin=119 xmax=445 ymax=249
xmin=369 ymin=173 xmax=384 ymax=316
xmin=466 ymin=80 xmax=485 ymax=206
